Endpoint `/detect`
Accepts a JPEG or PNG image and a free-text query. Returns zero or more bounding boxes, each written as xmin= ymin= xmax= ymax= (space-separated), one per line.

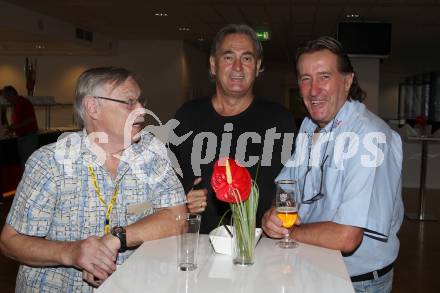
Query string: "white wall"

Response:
xmin=0 ymin=40 xmax=185 ymax=127
xmin=182 ymin=42 xmax=213 ymax=101
xmin=379 ymin=39 xmax=440 ymax=119
xmin=351 ymin=58 xmax=380 ymax=114
xmin=116 ymin=41 xmax=185 ymax=122
xmin=0 ymin=1 xmax=114 ymax=55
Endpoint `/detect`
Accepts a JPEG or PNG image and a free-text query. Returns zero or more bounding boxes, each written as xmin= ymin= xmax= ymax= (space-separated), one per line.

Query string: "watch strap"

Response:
xmin=111 ymin=226 xmax=127 ymax=252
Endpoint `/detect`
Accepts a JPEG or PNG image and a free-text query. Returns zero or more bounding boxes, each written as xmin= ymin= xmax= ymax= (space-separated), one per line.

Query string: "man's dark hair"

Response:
xmin=210 ymin=24 xmax=263 ymax=60
xmin=2 ymin=86 xmax=18 ymax=98
xmin=295 ymin=36 xmax=366 ymax=102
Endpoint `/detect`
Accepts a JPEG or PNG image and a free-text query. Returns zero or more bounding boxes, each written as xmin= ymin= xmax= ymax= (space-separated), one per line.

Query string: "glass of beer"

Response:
xmin=275 ymin=180 xmax=298 ymax=249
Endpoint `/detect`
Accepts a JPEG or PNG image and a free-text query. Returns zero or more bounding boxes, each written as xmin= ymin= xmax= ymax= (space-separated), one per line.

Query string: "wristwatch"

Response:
xmin=111 ymin=226 xmax=127 ymax=252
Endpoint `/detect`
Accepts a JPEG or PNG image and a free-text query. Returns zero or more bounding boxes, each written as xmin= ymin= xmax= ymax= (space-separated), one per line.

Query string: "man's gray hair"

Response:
xmin=74 ymin=66 xmax=137 ymax=127
xmin=210 ymin=24 xmax=263 ymax=60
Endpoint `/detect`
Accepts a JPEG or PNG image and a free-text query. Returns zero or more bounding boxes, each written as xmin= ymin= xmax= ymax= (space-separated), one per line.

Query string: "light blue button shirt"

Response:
xmin=278 ymin=100 xmax=404 ymax=276
xmin=7 ymin=129 xmax=186 ymax=292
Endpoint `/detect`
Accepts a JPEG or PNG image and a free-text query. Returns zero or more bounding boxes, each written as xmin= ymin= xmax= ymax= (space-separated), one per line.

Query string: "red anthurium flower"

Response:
xmin=211 ymin=157 xmax=251 ymax=204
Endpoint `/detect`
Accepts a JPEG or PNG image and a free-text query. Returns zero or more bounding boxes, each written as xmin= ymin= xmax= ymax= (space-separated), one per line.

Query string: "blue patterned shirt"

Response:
xmin=7 ymin=129 xmax=186 ymax=292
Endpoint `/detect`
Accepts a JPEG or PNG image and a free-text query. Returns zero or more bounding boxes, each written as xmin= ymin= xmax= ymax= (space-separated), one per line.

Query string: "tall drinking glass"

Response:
xmin=176 ymin=213 xmax=201 ymax=271
xmin=275 ymin=180 xmax=298 ymax=249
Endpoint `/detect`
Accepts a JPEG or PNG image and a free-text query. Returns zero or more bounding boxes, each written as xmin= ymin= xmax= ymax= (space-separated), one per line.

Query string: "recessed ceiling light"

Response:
xmin=154 ymin=12 xmax=168 ymax=17
xmin=346 ymin=13 xmax=359 ymax=18
xmin=178 ymin=27 xmax=190 ymax=32
xmin=35 ymin=44 xmax=45 ymax=49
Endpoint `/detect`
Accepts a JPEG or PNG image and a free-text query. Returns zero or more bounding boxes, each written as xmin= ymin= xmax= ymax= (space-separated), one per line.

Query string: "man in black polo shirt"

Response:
xmin=171 ymin=24 xmax=297 ymax=233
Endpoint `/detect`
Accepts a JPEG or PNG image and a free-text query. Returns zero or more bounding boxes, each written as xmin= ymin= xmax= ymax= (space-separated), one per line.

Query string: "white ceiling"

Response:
xmin=1 ymin=0 xmax=440 ymax=61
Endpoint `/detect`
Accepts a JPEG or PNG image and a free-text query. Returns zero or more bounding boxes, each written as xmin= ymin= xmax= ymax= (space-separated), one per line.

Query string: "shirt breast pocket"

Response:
xmin=321 ymin=166 xmax=343 ymax=211
xmin=125 ymin=200 xmax=154 ymax=225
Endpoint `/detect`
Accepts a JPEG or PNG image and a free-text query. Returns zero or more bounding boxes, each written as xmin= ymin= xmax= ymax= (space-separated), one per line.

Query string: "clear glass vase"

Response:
xmin=232 ymin=216 xmax=256 ymax=266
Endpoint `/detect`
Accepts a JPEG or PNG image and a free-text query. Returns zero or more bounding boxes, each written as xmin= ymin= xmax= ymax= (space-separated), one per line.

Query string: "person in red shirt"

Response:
xmin=2 ymin=85 xmax=38 ymax=166
xmin=2 ymin=86 xmax=38 ymax=136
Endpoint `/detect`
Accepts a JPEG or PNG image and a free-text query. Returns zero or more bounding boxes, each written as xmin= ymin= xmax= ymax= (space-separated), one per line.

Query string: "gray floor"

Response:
xmin=0 ymin=188 xmax=439 ymax=292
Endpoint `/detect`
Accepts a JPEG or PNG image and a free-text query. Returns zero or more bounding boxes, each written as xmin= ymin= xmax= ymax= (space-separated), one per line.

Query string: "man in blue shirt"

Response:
xmin=0 ymin=67 xmax=187 ymax=292
xmin=262 ymin=36 xmax=403 ymax=293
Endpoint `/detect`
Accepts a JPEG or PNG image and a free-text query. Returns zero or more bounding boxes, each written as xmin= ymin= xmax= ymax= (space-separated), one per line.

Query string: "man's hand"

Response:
xmin=62 ymin=236 xmax=117 ymax=286
xmin=262 ymin=207 xmax=291 ymax=238
xmin=82 ymin=234 xmax=120 ymax=287
xmin=100 ymin=233 xmax=121 ymax=252
xmin=186 ymin=177 xmax=208 ymax=213
xmin=82 ymin=268 xmax=107 ymax=288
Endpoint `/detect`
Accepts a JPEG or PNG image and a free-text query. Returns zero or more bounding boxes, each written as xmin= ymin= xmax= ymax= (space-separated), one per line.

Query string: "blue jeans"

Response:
xmin=352 ymin=269 xmax=393 ymax=293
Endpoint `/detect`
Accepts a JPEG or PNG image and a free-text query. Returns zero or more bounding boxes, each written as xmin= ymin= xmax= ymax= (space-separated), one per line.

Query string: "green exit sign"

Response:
xmin=256 ymin=30 xmax=271 ymax=41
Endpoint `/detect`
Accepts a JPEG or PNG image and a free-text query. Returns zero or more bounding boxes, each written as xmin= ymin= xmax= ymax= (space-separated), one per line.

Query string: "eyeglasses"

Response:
xmin=300 ymin=118 xmax=337 ymax=204
xmin=93 ymin=96 xmax=146 ymax=109
xmin=301 ymin=153 xmax=328 ymax=204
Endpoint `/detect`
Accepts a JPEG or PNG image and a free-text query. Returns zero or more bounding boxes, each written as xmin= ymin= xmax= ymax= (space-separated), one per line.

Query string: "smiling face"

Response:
xmin=297 ymin=49 xmax=353 ymax=129
xmin=209 ymin=33 xmax=261 ymax=100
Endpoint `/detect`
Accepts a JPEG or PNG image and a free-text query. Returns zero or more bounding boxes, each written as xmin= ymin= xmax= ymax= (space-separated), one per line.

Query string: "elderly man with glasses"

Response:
xmin=262 ymin=37 xmax=403 ymax=293
xmin=0 ymin=67 xmax=187 ymax=292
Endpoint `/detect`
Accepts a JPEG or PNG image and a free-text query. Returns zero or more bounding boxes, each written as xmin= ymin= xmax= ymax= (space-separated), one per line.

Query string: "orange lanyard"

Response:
xmin=88 ymin=165 xmax=120 ymax=235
